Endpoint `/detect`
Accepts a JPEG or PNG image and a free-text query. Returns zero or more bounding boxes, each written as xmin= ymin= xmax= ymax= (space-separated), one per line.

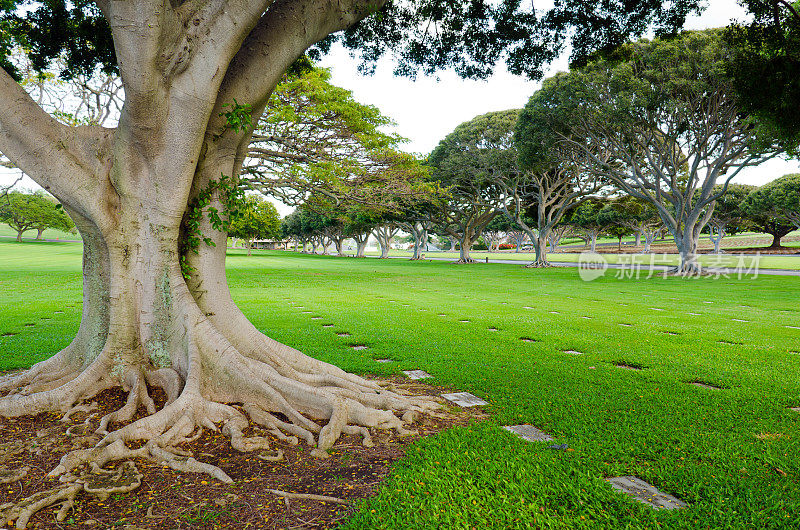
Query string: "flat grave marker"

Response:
xmin=503 ymin=425 xmax=554 ymax=442
xmin=322 ymin=324 xmax=334 ymax=328
xmin=337 ymin=332 xmax=350 ymax=337
xmin=549 ymin=311 xmax=560 ymax=314
xmin=690 ymin=381 xmax=721 ymax=390
xmin=441 ymin=392 xmax=488 ymax=407
xmin=563 ymin=350 xmax=584 ymax=355
xmin=687 ymin=312 xmax=701 ymax=316
xmin=619 ymin=323 xmax=633 ymax=327
xmin=351 ymin=345 xmax=368 ymax=351
xmin=786 ymin=326 xmax=800 ymax=330
xmin=488 ymin=327 xmax=499 ymax=331
xmin=402 ymin=370 xmax=432 ymax=380
xmin=615 ymin=363 xmax=642 ymax=371
xmin=650 ymin=308 xmax=665 ymax=311
xmin=789 ymin=406 xmax=800 ymax=413
xmin=606 ymin=476 xmax=687 ymax=510
xmin=523 ymin=306 xmax=534 ymax=310
xmin=375 ymin=359 xmax=392 ymax=363
xmin=520 ymin=337 xmax=538 ymax=343
xmin=732 ymin=319 xmax=749 ymax=323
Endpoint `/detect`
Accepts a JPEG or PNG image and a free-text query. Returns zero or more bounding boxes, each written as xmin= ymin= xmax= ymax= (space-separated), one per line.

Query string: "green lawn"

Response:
xmin=2 ymin=242 xmax=800 ymax=528
xmin=369 ymin=249 xmax=800 ymax=270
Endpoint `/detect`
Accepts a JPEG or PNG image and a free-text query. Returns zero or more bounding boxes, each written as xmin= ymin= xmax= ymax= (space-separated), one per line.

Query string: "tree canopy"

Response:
xmin=518 ymin=29 xmax=789 ymax=273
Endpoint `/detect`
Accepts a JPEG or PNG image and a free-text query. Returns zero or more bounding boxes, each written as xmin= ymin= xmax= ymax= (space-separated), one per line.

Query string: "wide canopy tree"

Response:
xmin=513 ymin=96 xmax=604 ymax=267
xmin=0 ymin=0 xmax=704 ymax=524
xmin=526 ymin=30 xmax=788 ymax=274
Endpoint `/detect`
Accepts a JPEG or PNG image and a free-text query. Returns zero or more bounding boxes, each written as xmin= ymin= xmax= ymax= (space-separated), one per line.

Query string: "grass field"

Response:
xmin=2 ymin=241 xmax=800 ymax=528
xmin=366 ymin=249 xmax=800 ymax=270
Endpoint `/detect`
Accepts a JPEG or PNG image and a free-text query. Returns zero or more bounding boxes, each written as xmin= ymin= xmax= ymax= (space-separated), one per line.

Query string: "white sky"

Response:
xmin=3 ymin=0 xmax=798 ymax=207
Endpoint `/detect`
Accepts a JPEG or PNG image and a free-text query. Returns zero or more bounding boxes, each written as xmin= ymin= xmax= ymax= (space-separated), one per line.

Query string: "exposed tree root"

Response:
xmin=1 ymin=461 xmax=142 ymax=529
xmin=0 ymin=466 xmax=29 ymax=484
xmin=525 ymin=260 xmax=554 ymax=268
xmin=0 ymin=306 xmax=441 ymax=527
xmin=268 ymin=489 xmax=350 ymax=505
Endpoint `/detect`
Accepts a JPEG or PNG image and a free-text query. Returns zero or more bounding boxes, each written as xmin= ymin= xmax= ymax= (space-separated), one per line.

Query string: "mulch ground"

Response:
xmin=1 ymin=375 xmax=486 ymax=529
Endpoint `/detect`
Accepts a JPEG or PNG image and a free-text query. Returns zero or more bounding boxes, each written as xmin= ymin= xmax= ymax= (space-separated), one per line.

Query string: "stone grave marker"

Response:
xmin=615 ymin=363 xmax=642 ymax=371
xmin=687 ymin=312 xmax=701 ymax=316
xmin=520 ymin=337 xmax=538 ymax=343
xmin=690 ymin=381 xmax=721 ymax=390
xmin=650 ymin=308 xmax=665 ymax=311
xmin=503 ymin=425 xmax=553 ymax=442
xmin=523 ymin=306 xmax=534 ymax=310
xmin=441 ymin=392 xmax=488 ymax=407
xmin=786 ymin=326 xmax=800 ymax=330
xmin=549 ymin=311 xmax=560 ymax=314
xmin=732 ymin=319 xmax=749 ymax=322
xmin=311 ymin=317 xmax=322 ymax=320
xmin=488 ymin=327 xmax=499 ymax=331
xmin=563 ymin=350 xmax=584 ymax=355
xmin=337 ymin=332 xmax=350 ymax=337
xmin=619 ymin=323 xmax=633 ymax=327
xmin=790 ymin=406 xmax=800 ymax=413
xmin=375 ymin=359 xmax=392 ymax=363
xmin=322 ymin=324 xmax=334 ymax=328
xmin=351 ymin=345 xmax=368 ymax=351
xmin=402 ymin=370 xmax=432 ymax=380
xmin=606 ymin=476 xmax=687 ymax=510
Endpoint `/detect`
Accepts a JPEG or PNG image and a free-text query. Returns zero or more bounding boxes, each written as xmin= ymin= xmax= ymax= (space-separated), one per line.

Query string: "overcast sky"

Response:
xmin=3 ymin=0 xmax=798 ymax=208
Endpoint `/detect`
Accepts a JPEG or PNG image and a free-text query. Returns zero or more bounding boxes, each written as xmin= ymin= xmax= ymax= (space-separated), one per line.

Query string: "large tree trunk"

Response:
xmin=768 ymin=231 xmax=782 ymax=248
xmin=448 ymin=237 xmax=458 ymax=252
xmin=457 ymin=233 xmax=477 ymax=263
xmin=643 ymin=230 xmax=656 ymax=253
xmin=635 ymin=230 xmax=642 ymax=247
xmin=36 ymin=227 xmax=44 ymax=240
xmin=0 ymin=4 xmax=440 ymax=525
xmin=673 ymin=231 xmax=701 ymax=274
xmin=15 ymin=229 xmax=23 ymax=242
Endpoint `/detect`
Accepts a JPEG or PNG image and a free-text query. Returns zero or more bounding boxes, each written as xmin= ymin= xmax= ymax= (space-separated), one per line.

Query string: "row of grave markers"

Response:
xmin=288 ymin=297 xmax=799 ymax=511
xmin=400 ymin=366 xmax=688 ymax=510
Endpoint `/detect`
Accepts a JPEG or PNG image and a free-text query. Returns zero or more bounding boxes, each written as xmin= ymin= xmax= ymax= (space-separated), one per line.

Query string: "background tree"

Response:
xmin=228 ymin=196 xmax=281 ymax=256
xmin=481 ymin=215 xmax=512 ymax=252
xmin=569 ymin=198 xmax=609 ymax=253
xmin=531 ymin=30 xmax=787 ymax=273
xmin=746 ymin=174 xmax=800 ymax=230
xmin=0 ymin=190 xmax=73 ymax=242
xmin=742 ymin=176 xmax=800 ymax=247
xmin=605 ymin=196 xmax=664 ymax=252
xmin=512 ymin=98 xmax=605 ymax=266
xmin=0 ymin=0 xmax=706 ymax=520
xmin=597 ymin=199 xmax=636 ymax=251
xmin=704 ymin=184 xmax=755 ymax=254
xmin=428 ymin=111 xmax=517 ymax=263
